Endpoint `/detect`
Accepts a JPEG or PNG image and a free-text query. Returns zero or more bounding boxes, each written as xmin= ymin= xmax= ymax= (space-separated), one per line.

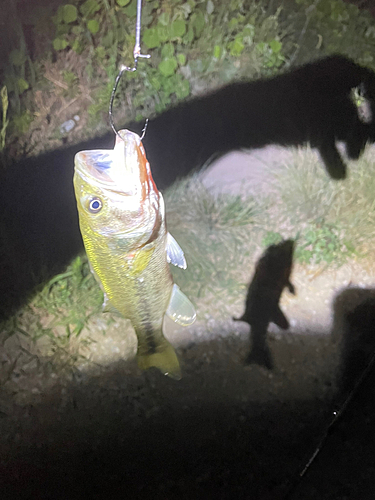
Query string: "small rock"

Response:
xmin=59 ymin=119 xmax=76 ymax=134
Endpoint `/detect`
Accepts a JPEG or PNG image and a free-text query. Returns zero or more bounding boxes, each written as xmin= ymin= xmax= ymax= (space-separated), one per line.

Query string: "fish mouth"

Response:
xmin=74 ymin=130 xmax=145 ymax=194
xmin=75 ymin=153 xmax=117 ymax=186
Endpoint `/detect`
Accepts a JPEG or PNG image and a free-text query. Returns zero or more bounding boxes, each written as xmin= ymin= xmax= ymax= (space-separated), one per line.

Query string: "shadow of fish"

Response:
xmin=73 ymin=129 xmax=196 ymax=380
xmin=233 ymin=240 xmax=296 ymax=369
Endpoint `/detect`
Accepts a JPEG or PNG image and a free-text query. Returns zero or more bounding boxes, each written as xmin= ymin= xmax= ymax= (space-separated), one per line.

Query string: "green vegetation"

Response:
xmin=292 ymin=0 xmax=375 ymax=65
xmin=165 ymin=178 xmax=260 ymax=302
xmin=0 ymin=86 xmax=9 ymax=152
xmin=4 ymin=0 xmax=375 ymax=154
xmin=272 ymin=148 xmax=375 ymax=248
xmin=295 ymin=222 xmax=355 ymax=265
xmin=0 ymin=256 xmax=104 ymax=377
xmin=261 ymin=230 xmax=284 ymax=248
xmin=49 ymin=0 xmax=287 ymax=121
xmin=1 ymin=0 xmax=290 ymax=150
xmin=32 ymin=256 xmax=103 ymax=337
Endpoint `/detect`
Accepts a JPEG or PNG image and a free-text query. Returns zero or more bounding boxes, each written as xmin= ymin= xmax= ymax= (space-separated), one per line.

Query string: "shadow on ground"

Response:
xmin=1 ymin=289 xmax=375 ymax=500
xmin=0 ymin=334 xmax=335 ymax=500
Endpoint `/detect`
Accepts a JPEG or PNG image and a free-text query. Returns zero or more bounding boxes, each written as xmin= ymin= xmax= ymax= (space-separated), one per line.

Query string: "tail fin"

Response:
xmin=245 ymin=344 xmax=274 ymax=370
xmin=137 ymin=338 xmax=181 ymax=380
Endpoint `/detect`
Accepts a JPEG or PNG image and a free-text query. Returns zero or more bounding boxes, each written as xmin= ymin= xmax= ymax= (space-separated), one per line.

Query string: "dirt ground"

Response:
xmin=2 ymin=143 xmax=375 ymax=498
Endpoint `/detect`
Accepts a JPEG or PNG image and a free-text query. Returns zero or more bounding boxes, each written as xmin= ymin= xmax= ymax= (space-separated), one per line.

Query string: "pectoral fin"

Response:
xmin=166 ymin=284 xmax=196 ymax=326
xmin=271 ymin=306 xmax=289 ymax=330
xmin=166 ymin=233 xmax=187 ymax=269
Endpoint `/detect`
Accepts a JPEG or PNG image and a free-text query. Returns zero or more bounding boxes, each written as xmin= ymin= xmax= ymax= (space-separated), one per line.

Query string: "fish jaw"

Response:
xmin=74 ymin=129 xmax=156 ymax=199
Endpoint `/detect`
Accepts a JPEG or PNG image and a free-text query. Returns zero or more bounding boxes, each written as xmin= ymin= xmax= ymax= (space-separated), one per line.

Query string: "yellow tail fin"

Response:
xmin=137 ymin=338 xmax=181 ymax=380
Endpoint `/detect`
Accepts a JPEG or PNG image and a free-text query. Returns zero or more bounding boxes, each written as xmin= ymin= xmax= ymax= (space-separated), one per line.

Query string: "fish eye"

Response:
xmin=88 ymin=197 xmax=103 ymax=213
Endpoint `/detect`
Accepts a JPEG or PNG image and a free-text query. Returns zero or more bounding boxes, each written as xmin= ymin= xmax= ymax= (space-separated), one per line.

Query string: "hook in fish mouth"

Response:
xmin=74 ymin=130 xmax=146 ymax=195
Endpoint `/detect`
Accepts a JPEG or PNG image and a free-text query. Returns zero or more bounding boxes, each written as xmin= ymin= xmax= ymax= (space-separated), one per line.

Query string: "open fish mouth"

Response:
xmin=75 ymin=153 xmax=138 ymax=195
xmin=75 ymin=150 xmax=119 ymax=185
xmin=75 ymin=130 xmax=146 ymax=195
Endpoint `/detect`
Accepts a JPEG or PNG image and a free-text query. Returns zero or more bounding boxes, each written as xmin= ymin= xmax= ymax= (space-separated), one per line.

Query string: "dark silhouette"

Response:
xmin=1 ymin=54 xmax=375 ymax=319
xmin=131 ymin=54 xmax=375 ymax=187
xmin=233 ymin=240 xmax=296 ymax=369
xmin=336 ymin=296 xmax=375 ymax=395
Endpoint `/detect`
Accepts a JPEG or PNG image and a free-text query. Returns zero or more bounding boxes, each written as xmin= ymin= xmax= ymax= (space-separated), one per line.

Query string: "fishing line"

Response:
xmin=108 ymin=0 xmax=150 ymax=139
xmin=282 ymin=346 xmax=375 ymax=499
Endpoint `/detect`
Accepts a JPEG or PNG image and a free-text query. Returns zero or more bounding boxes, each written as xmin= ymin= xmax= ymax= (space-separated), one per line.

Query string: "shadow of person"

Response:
xmin=332 ymin=287 xmax=375 ymax=398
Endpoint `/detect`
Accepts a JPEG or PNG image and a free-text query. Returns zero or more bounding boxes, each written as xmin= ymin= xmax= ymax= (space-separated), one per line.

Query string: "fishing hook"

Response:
xmin=109 ymin=0 xmax=150 ymax=139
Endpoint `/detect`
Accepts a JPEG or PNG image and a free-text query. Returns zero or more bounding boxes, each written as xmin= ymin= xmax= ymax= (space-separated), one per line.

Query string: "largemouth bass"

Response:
xmin=73 ymin=129 xmax=196 ymax=379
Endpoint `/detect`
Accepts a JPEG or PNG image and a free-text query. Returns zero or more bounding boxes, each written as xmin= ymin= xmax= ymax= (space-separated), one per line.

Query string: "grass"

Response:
xmin=0 ymin=255 xmax=104 ymax=385
xmin=4 ymin=0 xmax=375 ymax=158
xmin=2 ymin=144 xmax=375 ymax=391
xmin=270 ymin=146 xmax=375 ymax=260
xmin=164 ymin=176 xmax=262 ymax=308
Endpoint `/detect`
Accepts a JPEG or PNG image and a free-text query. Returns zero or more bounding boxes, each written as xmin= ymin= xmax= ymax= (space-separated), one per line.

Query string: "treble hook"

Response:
xmin=109 ymin=0 xmax=150 ymax=140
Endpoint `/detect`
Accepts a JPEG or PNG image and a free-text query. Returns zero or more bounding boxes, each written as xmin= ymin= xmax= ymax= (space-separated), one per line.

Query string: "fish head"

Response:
xmin=266 ymin=239 xmax=295 ymax=259
xmin=276 ymin=239 xmax=295 ymax=256
xmin=73 ymin=129 xmax=161 ymax=242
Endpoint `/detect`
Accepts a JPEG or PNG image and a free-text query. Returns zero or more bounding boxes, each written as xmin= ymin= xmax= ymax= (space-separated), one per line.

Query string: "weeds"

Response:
xmin=4 ymin=0 xmax=375 ymax=155
xmin=32 ymin=256 xmax=103 ymax=335
xmin=267 ymin=146 xmax=375 ymax=265
xmin=0 ymin=253 xmax=105 ymax=390
xmin=261 ymin=230 xmax=284 ymax=248
xmin=0 ymin=86 xmax=9 ymax=152
xmin=164 ymin=177 xmax=261 ymax=305
xmin=3 ymin=0 xmax=288 ymax=154
xmin=295 ymin=221 xmax=355 ymax=265
xmin=240 ymin=143 xmax=375 ymax=269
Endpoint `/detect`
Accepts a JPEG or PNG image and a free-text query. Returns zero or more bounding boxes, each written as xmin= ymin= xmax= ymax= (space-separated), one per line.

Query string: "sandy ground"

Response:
xmin=201 ymin=145 xmax=295 ymax=196
xmin=1 ymin=144 xmax=375 ymax=499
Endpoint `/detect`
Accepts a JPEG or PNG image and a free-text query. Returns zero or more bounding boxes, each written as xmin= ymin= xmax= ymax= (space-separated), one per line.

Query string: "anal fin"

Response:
xmin=166 ymin=284 xmax=196 ymax=326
